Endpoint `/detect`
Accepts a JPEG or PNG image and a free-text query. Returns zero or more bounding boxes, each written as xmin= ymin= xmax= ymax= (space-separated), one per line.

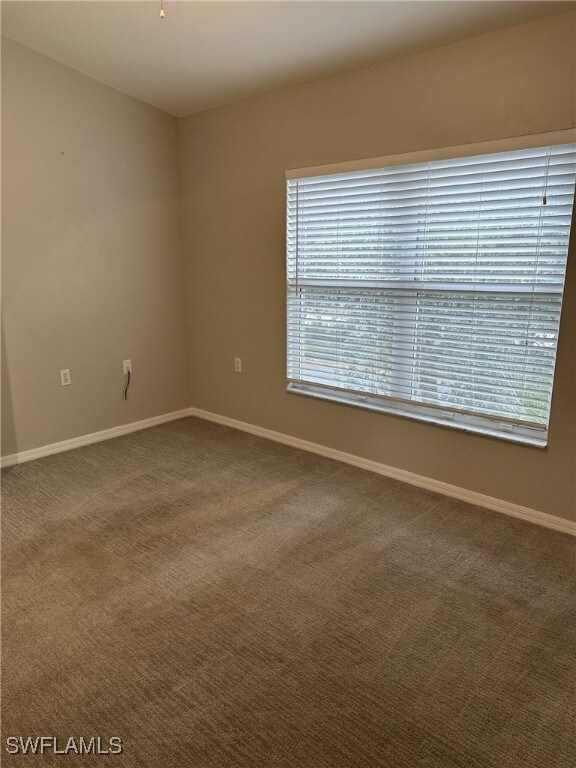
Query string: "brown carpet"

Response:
xmin=2 ymin=416 xmax=575 ymax=767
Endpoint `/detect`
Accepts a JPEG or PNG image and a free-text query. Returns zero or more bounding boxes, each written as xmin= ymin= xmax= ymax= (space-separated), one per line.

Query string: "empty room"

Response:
xmin=1 ymin=1 xmax=575 ymax=765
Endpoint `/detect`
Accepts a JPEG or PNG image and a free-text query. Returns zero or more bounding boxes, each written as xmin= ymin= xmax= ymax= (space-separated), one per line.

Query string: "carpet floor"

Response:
xmin=2 ymin=417 xmax=575 ymax=767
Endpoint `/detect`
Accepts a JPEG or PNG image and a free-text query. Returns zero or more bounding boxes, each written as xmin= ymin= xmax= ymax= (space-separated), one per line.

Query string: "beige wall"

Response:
xmin=1 ymin=39 xmax=189 ymax=455
xmin=179 ymin=12 xmax=576 ymax=522
xmin=2 ymin=14 xmax=575 ymax=521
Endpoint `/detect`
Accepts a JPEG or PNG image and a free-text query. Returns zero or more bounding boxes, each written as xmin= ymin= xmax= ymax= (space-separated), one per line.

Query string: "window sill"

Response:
xmin=287 ymin=383 xmax=548 ymax=448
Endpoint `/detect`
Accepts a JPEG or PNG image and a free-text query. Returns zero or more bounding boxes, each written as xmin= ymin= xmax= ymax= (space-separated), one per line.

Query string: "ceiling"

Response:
xmin=2 ymin=1 xmax=574 ymax=117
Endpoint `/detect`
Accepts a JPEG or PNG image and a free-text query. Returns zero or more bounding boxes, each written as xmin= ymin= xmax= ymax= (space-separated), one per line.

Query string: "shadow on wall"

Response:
xmin=2 ymin=323 xmax=18 ymax=457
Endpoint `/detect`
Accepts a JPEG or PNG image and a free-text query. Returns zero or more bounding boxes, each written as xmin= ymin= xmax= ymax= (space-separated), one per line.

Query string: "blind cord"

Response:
xmin=542 ymin=147 xmax=552 ymax=205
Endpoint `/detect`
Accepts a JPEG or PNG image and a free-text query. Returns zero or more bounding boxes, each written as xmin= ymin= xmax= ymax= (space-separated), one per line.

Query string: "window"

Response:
xmin=286 ymin=133 xmax=576 ymax=446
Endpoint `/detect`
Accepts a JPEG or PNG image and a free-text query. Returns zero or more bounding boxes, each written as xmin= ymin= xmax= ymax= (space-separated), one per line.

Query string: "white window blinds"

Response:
xmin=286 ymin=138 xmax=576 ymax=445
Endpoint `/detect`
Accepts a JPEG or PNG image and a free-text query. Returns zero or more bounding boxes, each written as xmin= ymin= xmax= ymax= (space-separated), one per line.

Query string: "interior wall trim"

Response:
xmin=188 ymin=407 xmax=576 ymax=537
xmin=0 ymin=409 xmax=191 ymax=468
xmin=2 ymin=405 xmax=573 ymax=536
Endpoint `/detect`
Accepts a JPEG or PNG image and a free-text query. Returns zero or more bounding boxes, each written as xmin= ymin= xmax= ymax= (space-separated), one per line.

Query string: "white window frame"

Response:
xmin=286 ymin=129 xmax=576 ymax=447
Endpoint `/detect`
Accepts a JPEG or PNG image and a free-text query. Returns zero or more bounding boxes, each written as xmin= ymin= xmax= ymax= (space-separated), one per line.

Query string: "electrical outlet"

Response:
xmin=234 ymin=357 xmax=242 ymax=373
xmin=123 ymin=359 xmax=132 ymax=374
xmin=60 ymin=369 xmax=71 ymax=386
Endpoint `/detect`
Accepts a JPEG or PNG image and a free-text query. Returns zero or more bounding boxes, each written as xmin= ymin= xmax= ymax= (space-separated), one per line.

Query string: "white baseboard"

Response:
xmin=0 ymin=409 xmax=191 ymax=468
xmin=2 ymin=405 xmax=574 ymax=536
xmin=188 ymin=406 xmax=576 ymax=537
